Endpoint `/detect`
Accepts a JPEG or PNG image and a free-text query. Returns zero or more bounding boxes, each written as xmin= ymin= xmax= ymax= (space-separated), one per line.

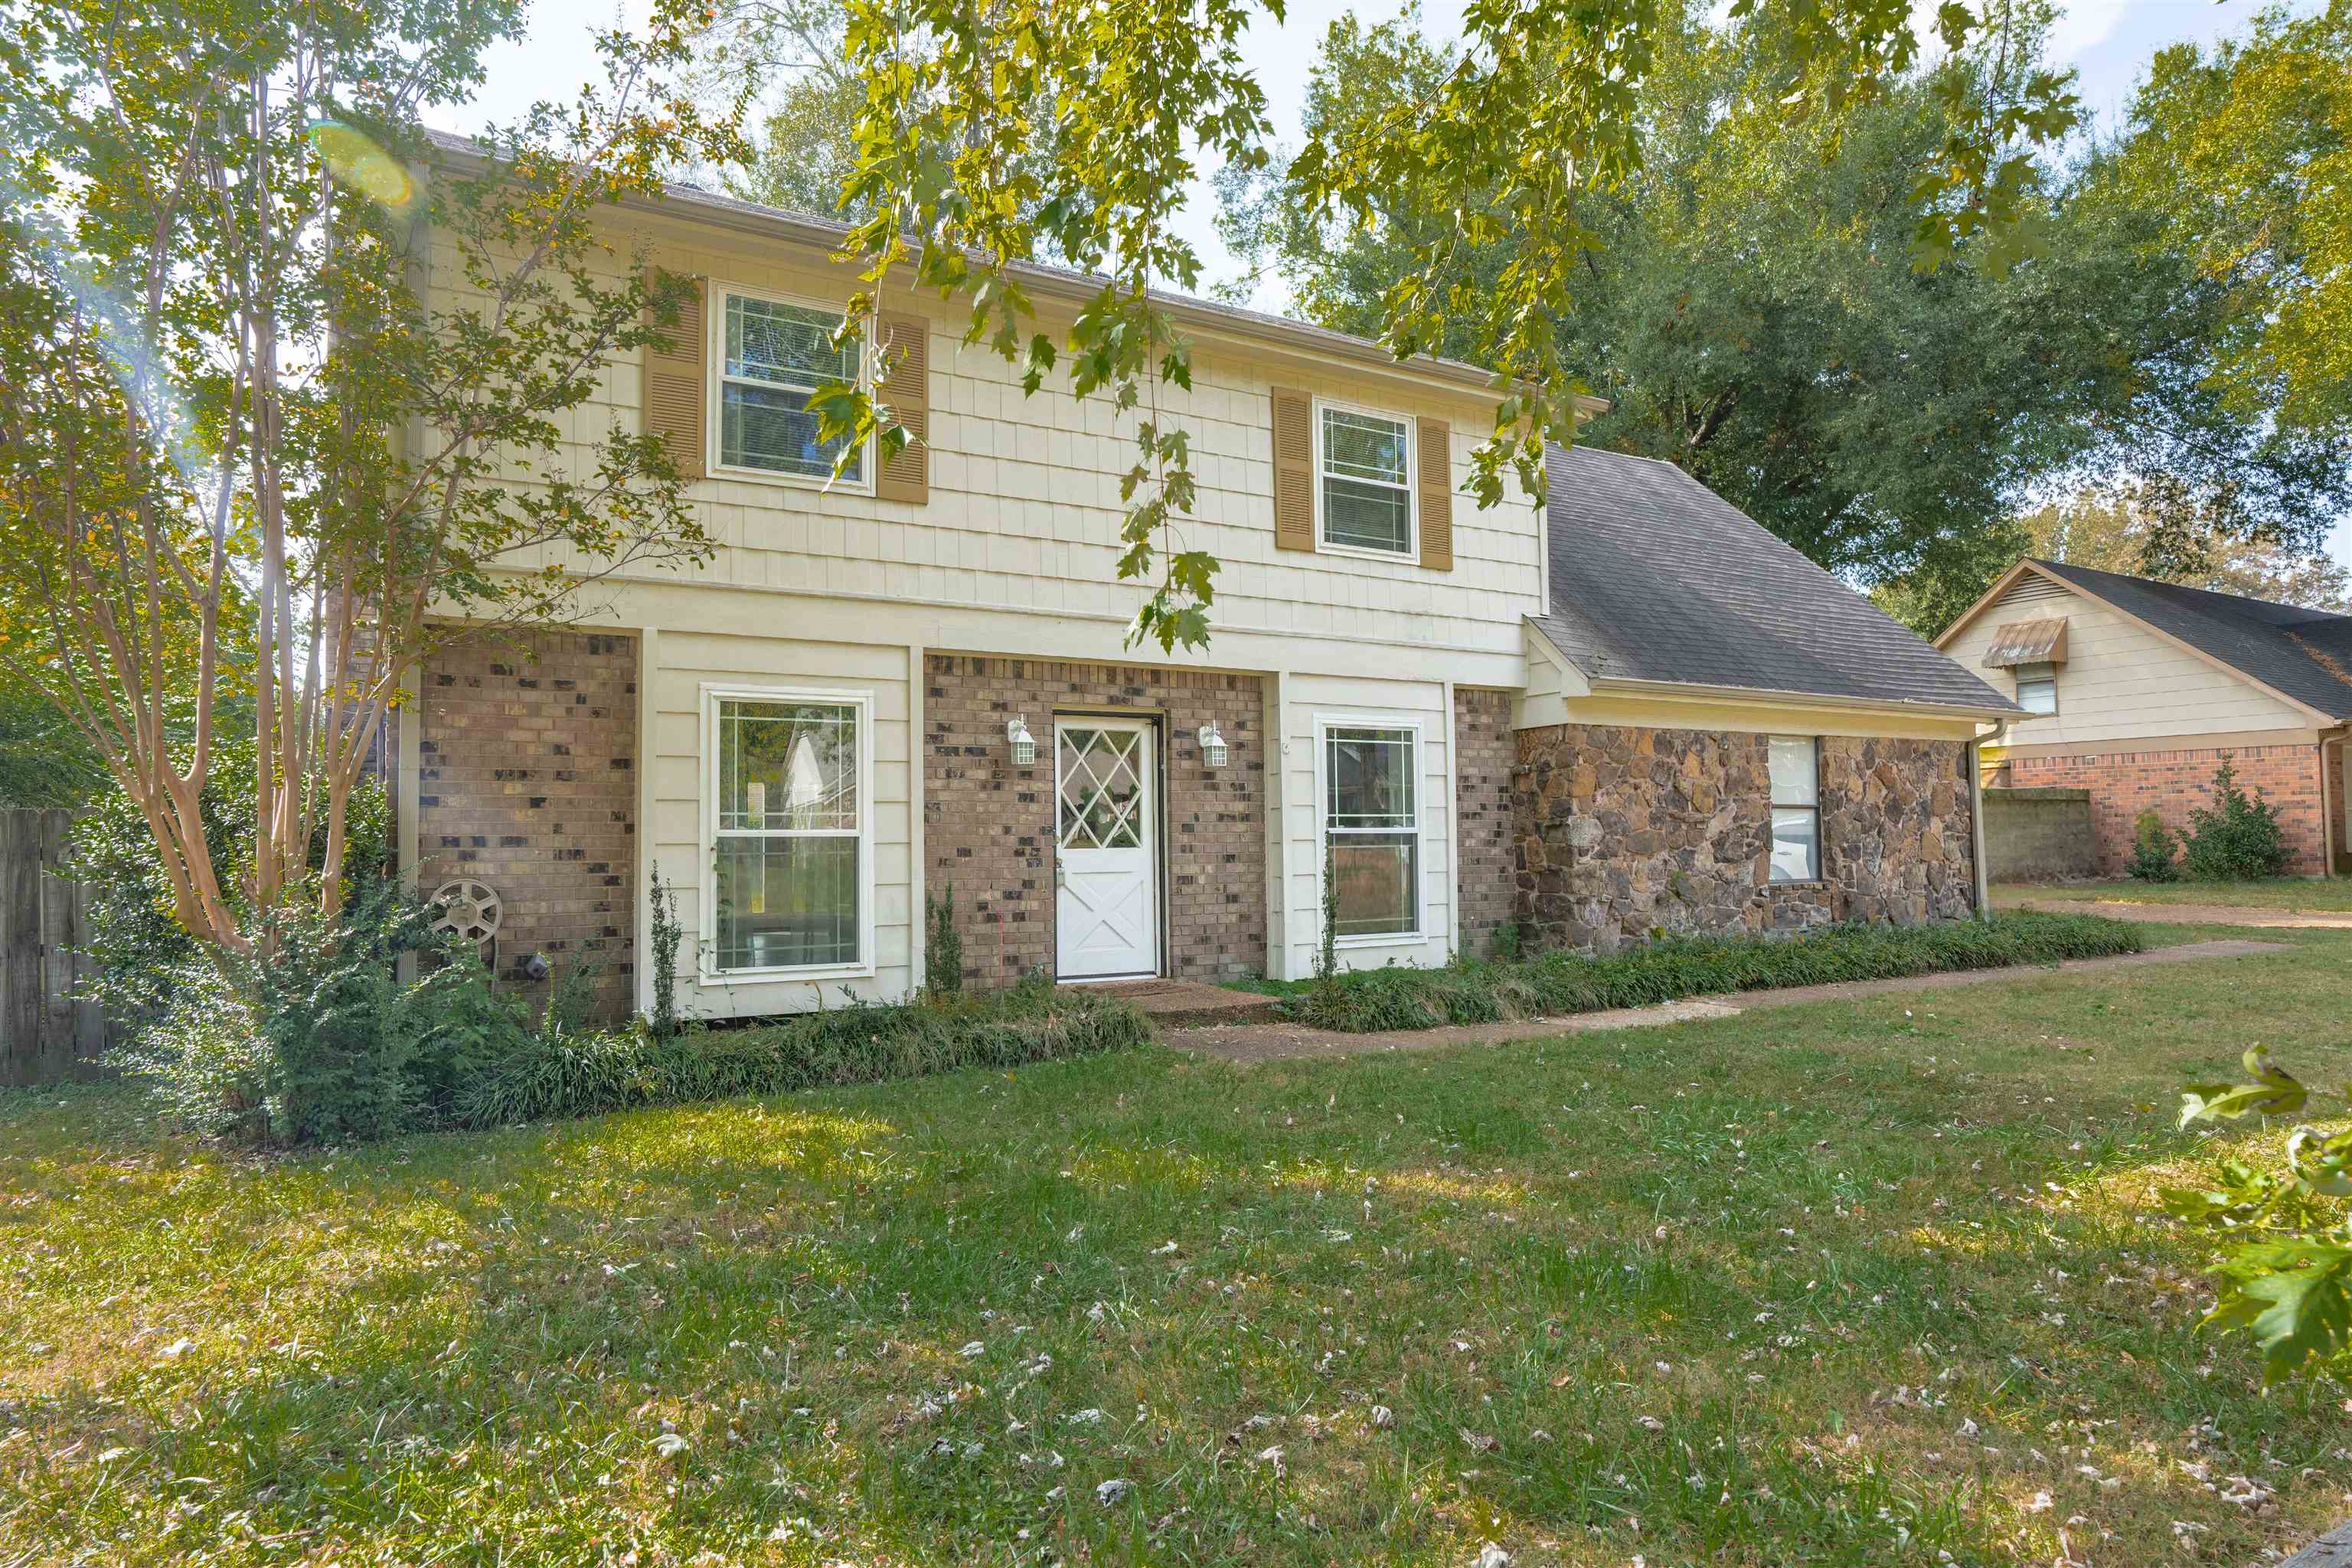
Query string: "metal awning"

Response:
xmin=1982 ymin=617 xmax=2067 ymax=668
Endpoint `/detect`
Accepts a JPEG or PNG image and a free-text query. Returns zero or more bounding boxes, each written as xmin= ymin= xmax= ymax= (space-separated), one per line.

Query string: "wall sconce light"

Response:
xmin=1006 ymin=716 xmax=1037 ymax=767
xmin=1198 ymin=721 xmax=1230 ymax=768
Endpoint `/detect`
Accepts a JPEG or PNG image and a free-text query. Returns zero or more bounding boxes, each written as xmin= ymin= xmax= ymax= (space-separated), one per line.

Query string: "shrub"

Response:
xmin=1483 ymin=920 xmax=1524 ymax=962
xmin=2127 ymin=809 xmax=2180 ymax=881
xmin=1275 ymin=912 xmax=2145 ymax=1032
xmin=457 ymin=973 xmax=1150 ymax=1127
xmin=125 ymin=884 xmax=531 ymax=1144
xmin=2180 ymin=758 xmax=2292 ymax=880
xmin=71 ymin=743 xmax=393 ymax=1030
xmin=646 ymin=863 xmax=686 ymax=1039
xmin=924 ymin=880 xmax=963 ymax=999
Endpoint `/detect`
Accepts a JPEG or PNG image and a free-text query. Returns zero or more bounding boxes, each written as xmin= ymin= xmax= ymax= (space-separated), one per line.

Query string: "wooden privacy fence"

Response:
xmin=1 ymin=808 xmax=115 ymax=1086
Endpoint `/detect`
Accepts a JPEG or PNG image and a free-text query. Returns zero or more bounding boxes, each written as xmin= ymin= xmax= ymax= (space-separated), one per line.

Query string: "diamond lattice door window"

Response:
xmin=1054 ymin=720 xmax=1158 ymax=979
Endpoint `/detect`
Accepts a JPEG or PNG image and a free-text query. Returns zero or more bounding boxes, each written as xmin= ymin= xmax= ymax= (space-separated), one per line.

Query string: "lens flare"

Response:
xmin=306 ymin=120 xmax=416 ymax=214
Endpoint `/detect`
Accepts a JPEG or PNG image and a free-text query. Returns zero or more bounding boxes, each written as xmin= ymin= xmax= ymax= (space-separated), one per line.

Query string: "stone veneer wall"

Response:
xmin=1454 ymin=688 xmax=1518 ymax=956
xmin=416 ymin=631 xmax=638 ymax=1020
xmin=1511 ymin=725 xmax=1975 ymax=954
xmin=2001 ymin=743 xmax=2328 ymax=877
xmin=923 ymin=654 xmax=1266 ymax=987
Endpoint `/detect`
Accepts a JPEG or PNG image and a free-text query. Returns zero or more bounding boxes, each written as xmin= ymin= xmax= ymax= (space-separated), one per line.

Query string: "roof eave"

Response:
xmin=1586 ymin=672 xmax=2024 ymax=724
xmin=421 ymin=130 xmax=1611 ymax=412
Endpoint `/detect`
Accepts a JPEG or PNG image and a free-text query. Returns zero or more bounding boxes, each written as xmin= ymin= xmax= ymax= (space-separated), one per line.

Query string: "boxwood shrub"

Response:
xmin=1277 ymin=911 xmax=2145 ymax=1033
xmin=457 ymin=974 xmax=1151 ymax=1127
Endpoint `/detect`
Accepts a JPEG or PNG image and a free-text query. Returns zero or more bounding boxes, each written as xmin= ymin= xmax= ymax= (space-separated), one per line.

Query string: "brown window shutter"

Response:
xmin=642 ymin=272 xmax=706 ymax=482
xmin=874 ymin=312 xmax=929 ymax=504
xmin=1272 ymin=386 xmax=1314 ymax=551
xmin=1417 ymin=416 xmax=1454 ymax=571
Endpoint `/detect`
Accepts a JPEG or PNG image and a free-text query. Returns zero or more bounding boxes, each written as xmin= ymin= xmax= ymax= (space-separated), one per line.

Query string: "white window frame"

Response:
xmin=1768 ymin=734 xmax=1822 ymax=885
xmin=701 ymin=683 xmax=877 ymax=983
xmin=2015 ymin=662 xmax=2058 ymax=717
xmin=1312 ymin=397 xmax=1418 ymax=562
xmin=707 ymin=284 xmax=874 ymax=493
xmin=1313 ymin=714 xmax=1427 ymax=948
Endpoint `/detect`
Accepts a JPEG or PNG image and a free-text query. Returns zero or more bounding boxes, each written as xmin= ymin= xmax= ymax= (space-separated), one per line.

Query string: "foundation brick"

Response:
xmin=1997 ymin=743 xmax=2328 ymax=877
xmin=416 ymin=630 xmax=638 ymax=1021
xmin=1454 ymin=688 xmax=1517 ymax=955
xmin=923 ymin=653 xmax=1267 ymax=985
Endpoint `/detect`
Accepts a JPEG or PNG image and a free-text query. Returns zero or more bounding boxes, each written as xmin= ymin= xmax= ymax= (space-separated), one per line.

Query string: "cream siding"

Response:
xmin=1942 ymin=577 xmax=2316 ymax=748
xmin=437 ymin=210 xmax=1548 ymax=658
xmin=1279 ymin=672 xmax=1458 ymax=976
xmin=647 ymin=628 xmax=914 ymax=1017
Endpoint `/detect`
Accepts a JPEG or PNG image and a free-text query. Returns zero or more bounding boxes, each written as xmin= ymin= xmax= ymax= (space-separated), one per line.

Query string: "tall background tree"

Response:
xmin=1217 ymin=0 xmax=2352 ymax=636
xmin=0 ymin=0 xmax=741 ymax=955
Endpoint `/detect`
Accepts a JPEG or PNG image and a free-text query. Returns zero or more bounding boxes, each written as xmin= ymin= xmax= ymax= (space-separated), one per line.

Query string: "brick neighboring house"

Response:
xmin=395 ymin=134 xmax=2018 ymax=1021
xmin=1936 ymin=559 xmax=2352 ymax=879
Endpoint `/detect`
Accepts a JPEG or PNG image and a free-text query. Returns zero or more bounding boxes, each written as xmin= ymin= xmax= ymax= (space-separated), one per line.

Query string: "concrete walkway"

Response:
xmin=1171 ymin=939 xmax=2288 ymax=1065
xmin=2004 ymin=896 xmax=2352 ymax=929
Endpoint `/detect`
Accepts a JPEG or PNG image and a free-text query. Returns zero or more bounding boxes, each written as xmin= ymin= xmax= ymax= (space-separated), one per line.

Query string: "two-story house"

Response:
xmin=397 ymin=149 xmax=2020 ymax=1021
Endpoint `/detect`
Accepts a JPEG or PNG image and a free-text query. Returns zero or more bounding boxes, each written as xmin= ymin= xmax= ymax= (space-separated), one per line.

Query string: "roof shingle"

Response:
xmin=1534 ymin=445 xmax=2019 ymax=715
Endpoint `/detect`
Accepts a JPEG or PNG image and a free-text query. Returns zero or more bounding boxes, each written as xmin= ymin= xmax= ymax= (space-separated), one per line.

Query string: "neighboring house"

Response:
xmin=1936 ymin=558 xmax=2352 ymax=877
xmin=396 ymin=145 xmax=2018 ymax=1021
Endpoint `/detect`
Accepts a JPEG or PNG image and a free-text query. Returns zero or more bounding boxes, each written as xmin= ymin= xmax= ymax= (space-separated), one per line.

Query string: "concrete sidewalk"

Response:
xmin=1170 ymin=938 xmax=2288 ymax=1065
xmin=2005 ymin=897 xmax=2352 ymax=930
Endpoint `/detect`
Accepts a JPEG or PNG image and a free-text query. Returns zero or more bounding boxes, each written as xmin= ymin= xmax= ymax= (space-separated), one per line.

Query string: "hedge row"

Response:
xmin=457 ymin=975 xmax=1151 ymax=1126
xmin=1278 ymin=912 xmax=2145 ymax=1033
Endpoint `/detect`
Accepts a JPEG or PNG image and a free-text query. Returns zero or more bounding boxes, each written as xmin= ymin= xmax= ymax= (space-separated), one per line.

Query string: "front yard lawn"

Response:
xmin=1998 ymin=877 xmax=2352 ymax=912
xmin=4 ymin=926 xmax=2348 ymax=1565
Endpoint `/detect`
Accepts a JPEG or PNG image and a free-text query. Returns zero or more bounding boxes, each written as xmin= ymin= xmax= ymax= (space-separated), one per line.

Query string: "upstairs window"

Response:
xmin=2015 ymin=662 xmax=2058 ymax=716
xmin=1769 ymin=736 xmax=1821 ymax=883
xmin=1324 ymin=724 xmax=1421 ymax=939
xmin=718 ymin=292 xmax=864 ymax=482
xmin=1318 ymin=405 xmax=1415 ymax=556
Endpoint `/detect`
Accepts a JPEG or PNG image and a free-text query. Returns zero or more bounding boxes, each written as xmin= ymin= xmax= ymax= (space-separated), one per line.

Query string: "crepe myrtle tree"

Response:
xmin=0 ymin=0 xmax=744 ymax=956
xmin=787 ymin=0 xmax=2080 ymax=654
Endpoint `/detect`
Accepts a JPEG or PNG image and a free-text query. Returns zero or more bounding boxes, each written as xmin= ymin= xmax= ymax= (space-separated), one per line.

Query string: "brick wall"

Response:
xmin=416 ymin=631 xmax=637 ymax=1020
xmin=2000 ymin=743 xmax=2327 ymax=877
xmin=923 ymin=654 xmax=1266 ymax=985
xmin=1454 ymin=688 xmax=1517 ymax=955
xmin=1512 ymin=726 xmax=1976 ymax=954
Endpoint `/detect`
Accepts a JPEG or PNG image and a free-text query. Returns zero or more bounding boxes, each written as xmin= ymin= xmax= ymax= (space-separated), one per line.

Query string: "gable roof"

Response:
xmin=1533 ymin=444 xmax=2019 ymax=717
xmin=2003 ymin=558 xmax=2352 ymax=722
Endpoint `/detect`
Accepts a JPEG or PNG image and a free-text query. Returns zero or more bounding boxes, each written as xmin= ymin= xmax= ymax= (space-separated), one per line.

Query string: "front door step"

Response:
xmin=1078 ymin=977 xmax=1279 ymax=1029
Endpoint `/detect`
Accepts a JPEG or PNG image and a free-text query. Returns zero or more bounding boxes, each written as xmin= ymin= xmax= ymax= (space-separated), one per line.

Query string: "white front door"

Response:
xmin=1054 ymin=720 xmax=1158 ymax=980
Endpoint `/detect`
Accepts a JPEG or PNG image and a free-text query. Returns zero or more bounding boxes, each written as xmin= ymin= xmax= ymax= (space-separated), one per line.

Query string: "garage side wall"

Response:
xmin=1511 ymin=725 xmax=1976 ymax=954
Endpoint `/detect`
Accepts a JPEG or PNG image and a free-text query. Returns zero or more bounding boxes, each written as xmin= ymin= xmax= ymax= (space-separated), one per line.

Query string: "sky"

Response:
xmin=426 ymin=0 xmax=2342 ymax=563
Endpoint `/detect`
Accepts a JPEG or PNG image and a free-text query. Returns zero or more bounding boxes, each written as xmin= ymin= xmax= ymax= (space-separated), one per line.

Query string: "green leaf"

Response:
xmin=2205 ymin=1242 xmax=2352 ymax=1383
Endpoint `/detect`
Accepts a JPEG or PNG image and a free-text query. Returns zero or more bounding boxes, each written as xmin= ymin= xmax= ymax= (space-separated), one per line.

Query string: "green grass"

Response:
xmin=3 ymin=924 xmax=2348 ymax=1565
xmin=1239 ymin=912 xmax=2144 ymax=1031
xmin=1998 ymin=877 xmax=2352 ymax=911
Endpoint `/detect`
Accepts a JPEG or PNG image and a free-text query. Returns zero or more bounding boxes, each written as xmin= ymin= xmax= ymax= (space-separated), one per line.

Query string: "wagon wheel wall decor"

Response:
xmin=429 ymin=880 xmax=504 ymax=948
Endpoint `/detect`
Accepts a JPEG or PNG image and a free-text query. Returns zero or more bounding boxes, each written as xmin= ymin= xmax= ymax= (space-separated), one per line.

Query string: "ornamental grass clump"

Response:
xmin=1276 ymin=910 xmax=2144 ymax=1032
xmin=456 ymin=972 xmax=1151 ymax=1127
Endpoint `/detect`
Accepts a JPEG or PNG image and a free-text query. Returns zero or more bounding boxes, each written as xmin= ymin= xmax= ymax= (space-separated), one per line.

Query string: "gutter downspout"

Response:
xmin=1969 ymin=720 xmax=2011 ymax=921
xmin=2323 ymin=727 xmax=2348 ymax=877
